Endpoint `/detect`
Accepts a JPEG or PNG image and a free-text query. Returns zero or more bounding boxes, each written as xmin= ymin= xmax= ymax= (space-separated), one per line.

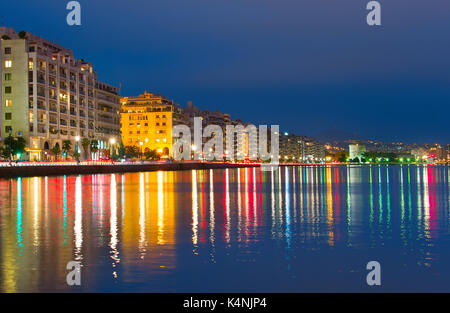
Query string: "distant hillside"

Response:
xmin=313 ymin=128 xmax=364 ymax=143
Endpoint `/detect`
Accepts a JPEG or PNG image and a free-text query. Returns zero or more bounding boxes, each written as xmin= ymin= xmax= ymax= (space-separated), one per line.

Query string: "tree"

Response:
xmin=144 ymin=149 xmax=160 ymax=161
xmin=124 ymin=145 xmax=139 ymax=158
xmin=12 ymin=136 xmax=26 ymax=156
xmin=81 ymin=138 xmax=90 ymax=160
xmin=1 ymin=35 xmax=10 ymax=40
xmin=90 ymin=140 xmax=99 ymax=158
xmin=62 ymin=140 xmax=72 ymax=159
xmin=337 ymin=152 xmax=348 ymax=163
xmin=0 ymin=145 xmax=10 ymax=160
xmin=51 ymin=143 xmax=61 ymax=160
xmin=2 ymin=135 xmax=26 ymax=160
xmin=117 ymin=142 xmax=126 ymax=159
xmin=18 ymin=30 xmax=27 ymax=39
xmin=72 ymin=151 xmax=81 ymax=163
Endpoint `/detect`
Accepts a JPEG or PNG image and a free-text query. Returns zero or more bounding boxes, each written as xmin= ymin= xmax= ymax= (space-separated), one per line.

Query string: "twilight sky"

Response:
xmin=3 ymin=0 xmax=450 ymax=143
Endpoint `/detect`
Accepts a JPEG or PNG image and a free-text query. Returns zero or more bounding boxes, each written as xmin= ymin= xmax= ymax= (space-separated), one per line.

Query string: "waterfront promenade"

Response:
xmin=1 ymin=161 xmax=442 ymax=179
xmin=0 ymin=161 xmax=260 ymax=178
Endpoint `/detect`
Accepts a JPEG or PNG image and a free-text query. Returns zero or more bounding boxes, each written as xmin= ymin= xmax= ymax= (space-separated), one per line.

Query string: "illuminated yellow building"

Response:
xmin=120 ymin=91 xmax=182 ymax=156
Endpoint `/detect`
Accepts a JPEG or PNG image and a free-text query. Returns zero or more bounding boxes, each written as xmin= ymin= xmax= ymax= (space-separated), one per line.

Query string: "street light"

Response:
xmin=191 ymin=144 xmax=197 ymax=160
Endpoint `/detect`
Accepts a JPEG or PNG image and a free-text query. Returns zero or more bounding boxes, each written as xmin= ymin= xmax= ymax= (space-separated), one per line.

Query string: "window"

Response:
xmin=4 ymin=47 xmax=11 ymax=54
xmin=4 ymin=73 xmax=11 ymax=81
xmin=5 ymin=113 xmax=11 ymax=120
xmin=156 ymin=138 xmax=160 ymax=142
xmin=29 ymin=59 xmax=34 ymax=69
xmin=5 ymin=126 xmax=12 ymax=134
xmin=4 ymin=60 xmax=12 ymax=68
xmin=5 ymin=99 xmax=12 ymax=107
xmin=156 ymin=122 xmax=160 ymax=126
xmin=5 ymin=86 xmax=11 ymax=94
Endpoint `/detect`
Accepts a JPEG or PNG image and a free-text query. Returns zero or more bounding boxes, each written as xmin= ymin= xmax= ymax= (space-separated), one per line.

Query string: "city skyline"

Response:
xmin=2 ymin=0 xmax=449 ymax=143
xmin=2 ymin=1 xmax=450 ymax=298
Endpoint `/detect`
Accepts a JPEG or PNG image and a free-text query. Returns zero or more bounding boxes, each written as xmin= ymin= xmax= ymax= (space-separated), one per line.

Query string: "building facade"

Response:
xmin=0 ymin=27 xmax=120 ymax=160
xmin=279 ymin=132 xmax=304 ymax=161
xmin=120 ymin=91 xmax=181 ymax=156
xmin=349 ymin=143 xmax=366 ymax=161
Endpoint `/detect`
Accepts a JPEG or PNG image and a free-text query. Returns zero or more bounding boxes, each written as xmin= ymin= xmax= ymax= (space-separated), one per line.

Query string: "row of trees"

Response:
xmin=347 ymin=151 xmax=416 ymax=163
xmin=0 ymin=136 xmax=165 ymax=162
xmin=50 ymin=139 xmax=100 ymax=161
xmin=122 ymin=145 xmax=161 ymax=160
xmin=48 ymin=141 xmax=163 ymax=161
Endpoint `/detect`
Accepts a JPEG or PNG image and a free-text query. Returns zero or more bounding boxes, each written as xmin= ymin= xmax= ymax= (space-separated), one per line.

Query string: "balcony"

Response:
xmin=99 ymin=116 xmax=113 ymax=123
xmin=37 ymin=125 xmax=47 ymax=134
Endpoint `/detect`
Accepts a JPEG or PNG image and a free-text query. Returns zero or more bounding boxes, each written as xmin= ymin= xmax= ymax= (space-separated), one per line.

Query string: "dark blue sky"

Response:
xmin=3 ymin=0 xmax=450 ymax=143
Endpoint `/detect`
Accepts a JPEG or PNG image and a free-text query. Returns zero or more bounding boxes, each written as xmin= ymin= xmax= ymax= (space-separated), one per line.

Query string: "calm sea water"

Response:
xmin=1 ymin=165 xmax=450 ymax=292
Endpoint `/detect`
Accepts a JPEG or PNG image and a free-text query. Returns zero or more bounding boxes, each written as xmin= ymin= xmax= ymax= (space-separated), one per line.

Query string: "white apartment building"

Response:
xmin=0 ymin=27 xmax=120 ymax=160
